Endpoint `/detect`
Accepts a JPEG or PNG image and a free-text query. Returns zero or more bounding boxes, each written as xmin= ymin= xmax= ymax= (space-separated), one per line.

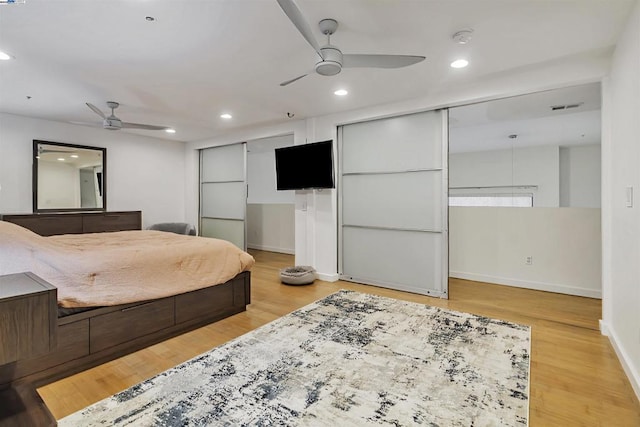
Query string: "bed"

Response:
xmin=0 ymin=220 xmax=254 ymax=388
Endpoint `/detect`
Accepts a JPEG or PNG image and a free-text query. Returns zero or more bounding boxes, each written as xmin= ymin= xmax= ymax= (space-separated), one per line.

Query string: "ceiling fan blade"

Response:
xmin=342 ymin=54 xmax=425 ymax=69
xmin=280 ymin=74 xmax=308 ymax=87
xmin=121 ymin=122 xmax=170 ymax=131
xmin=86 ymin=103 xmax=106 ymax=119
xmin=276 ymin=0 xmax=323 ymax=60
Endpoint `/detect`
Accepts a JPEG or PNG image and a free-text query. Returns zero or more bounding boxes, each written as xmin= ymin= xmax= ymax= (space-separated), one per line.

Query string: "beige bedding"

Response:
xmin=0 ymin=220 xmax=254 ymax=308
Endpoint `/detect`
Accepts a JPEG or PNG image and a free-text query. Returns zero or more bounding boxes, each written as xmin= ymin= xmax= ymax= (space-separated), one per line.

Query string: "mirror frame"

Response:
xmin=33 ymin=139 xmax=107 ymax=212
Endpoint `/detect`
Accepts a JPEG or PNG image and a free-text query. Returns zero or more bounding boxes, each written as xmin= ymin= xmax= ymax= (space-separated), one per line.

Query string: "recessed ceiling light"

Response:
xmin=220 ymin=113 xmax=232 ymax=119
xmin=165 ymin=128 xmax=176 ymax=134
xmin=70 ymin=154 xmax=79 ymax=158
xmin=57 ymin=158 xmax=65 ymax=161
xmin=334 ymin=89 xmax=348 ymax=96
xmin=450 ymin=59 xmax=469 ymax=68
xmin=0 ymin=51 xmax=12 ymax=61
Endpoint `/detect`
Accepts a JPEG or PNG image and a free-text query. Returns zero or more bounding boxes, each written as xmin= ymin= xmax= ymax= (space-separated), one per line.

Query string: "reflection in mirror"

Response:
xmin=33 ymin=140 xmax=106 ymax=212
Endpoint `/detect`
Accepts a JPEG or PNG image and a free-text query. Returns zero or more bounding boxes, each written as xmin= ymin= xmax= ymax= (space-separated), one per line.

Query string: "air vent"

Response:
xmin=551 ymin=102 xmax=584 ymax=111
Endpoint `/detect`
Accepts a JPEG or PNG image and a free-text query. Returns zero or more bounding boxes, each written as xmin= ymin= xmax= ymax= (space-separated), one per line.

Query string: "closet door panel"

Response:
xmin=201 ymin=144 xmax=244 ymax=182
xmin=200 ymin=143 xmax=246 ymax=250
xmin=342 ymin=171 xmax=442 ymax=231
xmin=341 ymin=112 xmax=443 ymax=173
xmin=201 ymin=182 xmax=246 ymax=220
xmin=342 ymin=227 xmax=443 ymax=294
xmin=200 ymin=218 xmax=245 ymax=250
xmin=339 ymin=109 xmax=448 ymax=297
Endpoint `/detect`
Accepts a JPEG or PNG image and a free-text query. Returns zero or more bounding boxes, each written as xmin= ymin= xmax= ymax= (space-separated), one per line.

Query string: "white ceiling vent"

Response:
xmin=551 ymin=102 xmax=584 ymax=111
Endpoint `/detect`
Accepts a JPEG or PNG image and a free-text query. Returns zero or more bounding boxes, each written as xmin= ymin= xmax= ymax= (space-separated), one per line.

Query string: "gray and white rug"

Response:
xmin=59 ymin=290 xmax=530 ymax=426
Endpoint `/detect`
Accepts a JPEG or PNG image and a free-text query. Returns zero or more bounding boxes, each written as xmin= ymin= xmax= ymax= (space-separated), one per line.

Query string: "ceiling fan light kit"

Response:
xmin=315 ymin=46 xmax=342 ymax=76
xmin=276 ymin=0 xmax=425 ymax=86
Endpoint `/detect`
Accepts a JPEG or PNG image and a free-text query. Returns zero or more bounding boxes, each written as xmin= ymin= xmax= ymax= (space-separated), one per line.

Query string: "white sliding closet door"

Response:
xmin=339 ymin=110 xmax=448 ymax=297
xmin=200 ymin=143 xmax=246 ymax=250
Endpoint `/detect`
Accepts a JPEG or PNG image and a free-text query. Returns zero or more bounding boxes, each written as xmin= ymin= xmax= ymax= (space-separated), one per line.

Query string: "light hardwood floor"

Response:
xmin=39 ymin=250 xmax=640 ymax=425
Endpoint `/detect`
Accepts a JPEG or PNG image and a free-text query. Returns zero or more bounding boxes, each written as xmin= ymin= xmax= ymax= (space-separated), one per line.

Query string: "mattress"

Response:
xmin=0 ymin=220 xmax=255 ymax=308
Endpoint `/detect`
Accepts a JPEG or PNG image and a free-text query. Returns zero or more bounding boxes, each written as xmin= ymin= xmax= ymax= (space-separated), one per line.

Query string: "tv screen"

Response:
xmin=275 ymin=140 xmax=335 ymax=190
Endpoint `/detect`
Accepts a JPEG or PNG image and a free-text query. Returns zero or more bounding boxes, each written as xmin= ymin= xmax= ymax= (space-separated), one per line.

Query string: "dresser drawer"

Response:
xmin=1 ymin=214 xmax=83 ymax=236
xmin=89 ymin=298 xmax=174 ymax=353
xmin=83 ymin=212 xmax=141 ymax=233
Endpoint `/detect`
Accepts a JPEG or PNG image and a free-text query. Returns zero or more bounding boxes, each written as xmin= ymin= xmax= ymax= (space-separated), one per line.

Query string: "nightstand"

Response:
xmin=0 ymin=272 xmax=57 ymax=427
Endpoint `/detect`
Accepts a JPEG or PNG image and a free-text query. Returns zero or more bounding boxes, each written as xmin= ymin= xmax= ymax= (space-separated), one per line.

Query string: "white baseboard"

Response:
xmin=247 ymin=243 xmax=295 ymax=255
xmin=449 ymin=271 xmax=602 ymax=299
xmin=599 ymin=319 xmax=610 ymax=336
xmin=600 ymin=320 xmax=640 ymax=402
xmin=317 ymin=272 xmax=339 ymax=282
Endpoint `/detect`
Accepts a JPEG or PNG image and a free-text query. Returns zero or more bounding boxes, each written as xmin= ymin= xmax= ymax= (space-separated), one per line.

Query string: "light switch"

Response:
xmin=626 ymin=186 xmax=633 ymax=208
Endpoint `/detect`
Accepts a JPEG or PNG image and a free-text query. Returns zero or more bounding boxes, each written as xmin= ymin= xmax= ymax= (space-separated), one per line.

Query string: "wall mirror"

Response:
xmin=33 ymin=140 xmax=106 ymax=212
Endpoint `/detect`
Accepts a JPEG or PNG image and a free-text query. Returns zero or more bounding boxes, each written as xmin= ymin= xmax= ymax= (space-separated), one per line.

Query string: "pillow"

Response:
xmin=147 ymin=222 xmax=196 ymax=236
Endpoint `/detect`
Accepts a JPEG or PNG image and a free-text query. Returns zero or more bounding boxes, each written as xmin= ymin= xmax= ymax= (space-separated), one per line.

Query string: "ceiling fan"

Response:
xmin=83 ymin=101 xmax=172 ymax=131
xmin=276 ymin=0 xmax=425 ymax=86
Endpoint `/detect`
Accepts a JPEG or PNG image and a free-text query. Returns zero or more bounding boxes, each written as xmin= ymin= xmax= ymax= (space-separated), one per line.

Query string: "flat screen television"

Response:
xmin=275 ymin=140 xmax=335 ymax=190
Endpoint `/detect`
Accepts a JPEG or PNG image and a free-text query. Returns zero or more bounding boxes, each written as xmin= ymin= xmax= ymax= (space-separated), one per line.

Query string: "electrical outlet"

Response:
xmin=525 ymin=256 xmax=533 ymax=265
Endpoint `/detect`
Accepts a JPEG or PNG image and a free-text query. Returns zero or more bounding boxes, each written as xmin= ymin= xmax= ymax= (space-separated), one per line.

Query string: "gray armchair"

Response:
xmin=147 ymin=222 xmax=196 ymax=236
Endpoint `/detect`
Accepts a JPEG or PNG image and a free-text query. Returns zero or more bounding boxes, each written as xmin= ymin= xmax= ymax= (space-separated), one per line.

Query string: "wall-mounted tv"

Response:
xmin=275 ymin=140 xmax=335 ymax=190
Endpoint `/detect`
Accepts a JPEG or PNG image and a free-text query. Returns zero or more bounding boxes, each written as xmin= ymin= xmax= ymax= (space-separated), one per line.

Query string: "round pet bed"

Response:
xmin=280 ymin=266 xmax=316 ymax=286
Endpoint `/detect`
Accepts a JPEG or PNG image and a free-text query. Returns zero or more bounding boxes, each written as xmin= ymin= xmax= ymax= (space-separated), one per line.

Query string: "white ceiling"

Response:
xmin=449 ymin=82 xmax=602 ymax=153
xmin=0 ymin=0 xmax=634 ymax=142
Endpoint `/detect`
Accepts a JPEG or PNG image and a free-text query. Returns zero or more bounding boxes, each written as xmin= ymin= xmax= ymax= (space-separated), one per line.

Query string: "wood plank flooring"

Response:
xmin=38 ymin=250 xmax=640 ymax=425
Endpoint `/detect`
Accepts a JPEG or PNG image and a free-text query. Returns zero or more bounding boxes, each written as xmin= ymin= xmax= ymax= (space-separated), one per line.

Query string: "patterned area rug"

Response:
xmin=59 ymin=290 xmax=530 ymax=426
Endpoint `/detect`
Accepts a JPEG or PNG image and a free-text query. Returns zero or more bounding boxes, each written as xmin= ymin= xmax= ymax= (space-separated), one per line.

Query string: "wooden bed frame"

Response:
xmin=0 ymin=271 xmax=251 ymax=389
xmin=0 ymin=212 xmax=252 ymax=390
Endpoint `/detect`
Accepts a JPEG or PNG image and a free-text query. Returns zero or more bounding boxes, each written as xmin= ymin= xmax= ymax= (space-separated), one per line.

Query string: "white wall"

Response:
xmin=435 ymin=144 xmax=602 ymax=209
xmin=602 ymin=0 xmax=640 ymax=400
xmin=559 ymin=144 xmax=601 ymax=208
xmin=246 ymin=134 xmax=295 ymax=254
xmin=247 ymin=135 xmax=294 ymax=204
xmin=450 ymin=207 xmax=601 ymax=298
xmin=0 ymin=113 xmax=186 ymax=227
xmin=449 ymin=145 xmax=560 ymax=207
xmin=37 ymin=161 xmax=80 ymax=209
xmin=449 ymin=144 xmax=602 ymax=297
xmin=247 ymin=204 xmax=295 ymax=254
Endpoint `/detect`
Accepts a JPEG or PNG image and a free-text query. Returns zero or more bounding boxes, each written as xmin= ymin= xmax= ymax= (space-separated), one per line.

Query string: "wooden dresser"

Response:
xmin=0 ymin=211 xmax=142 ymax=236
